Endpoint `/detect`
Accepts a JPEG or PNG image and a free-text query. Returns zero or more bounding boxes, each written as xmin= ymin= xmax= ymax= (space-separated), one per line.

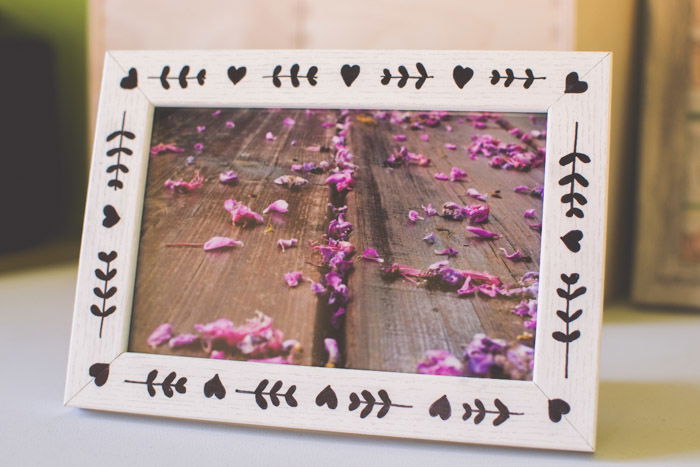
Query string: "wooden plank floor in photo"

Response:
xmin=129 ymin=108 xmax=339 ymax=364
xmin=345 ymin=114 xmax=544 ymax=374
xmin=128 ymin=108 xmax=545 ymax=375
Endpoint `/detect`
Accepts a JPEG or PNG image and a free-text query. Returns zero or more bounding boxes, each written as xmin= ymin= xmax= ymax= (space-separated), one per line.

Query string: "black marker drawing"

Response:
xmin=462 ymin=398 xmax=523 ymax=426
xmin=119 ymin=67 xmax=138 ymax=89
xmin=429 ymin=394 xmax=452 ymax=420
xmin=348 ymin=389 xmax=412 ymax=418
xmin=102 ymin=204 xmax=120 ymax=228
xmin=381 ymin=63 xmax=433 ymax=89
xmin=452 ymin=65 xmax=474 ymax=89
xmin=203 ymin=374 xmax=226 ymax=399
xmin=548 ymin=398 xmax=571 ymax=422
xmin=315 ymin=385 xmax=338 ymax=409
xmin=90 ymin=251 xmax=117 ymax=338
xmin=561 ymin=229 xmax=583 ymax=253
xmin=554 ymin=273 xmax=586 ymax=378
xmin=89 ymin=363 xmax=110 ymax=387
xmin=490 ymin=68 xmax=545 ymax=89
xmin=559 ymin=122 xmax=590 ymax=218
xmin=236 ymin=379 xmax=298 ymax=409
xmin=227 ymin=66 xmax=247 ymax=85
xmin=105 ymin=111 xmax=135 ymax=190
xmin=340 ymin=64 xmax=360 ymax=87
xmin=125 ymin=369 xmax=187 ymax=397
xmin=564 ymin=72 xmax=588 ymax=93
xmin=264 ymin=65 xmax=318 ymax=88
xmin=149 ymin=65 xmax=206 ymax=89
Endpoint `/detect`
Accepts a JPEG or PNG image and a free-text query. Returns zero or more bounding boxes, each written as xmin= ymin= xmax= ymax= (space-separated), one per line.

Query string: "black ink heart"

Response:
xmin=203 ymin=374 xmax=226 ymax=399
xmin=340 ymin=64 xmax=360 ymax=87
xmin=120 ymin=68 xmax=138 ymax=89
xmin=102 ymin=205 xmax=120 ymax=228
xmin=89 ymin=363 xmax=110 ymax=387
xmin=548 ymin=398 xmax=570 ymax=422
xmin=98 ymin=251 xmax=118 ymax=263
xmin=429 ymin=394 xmax=451 ymax=420
xmin=564 ymin=72 xmax=588 ymax=94
xmin=227 ymin=66 xmax=247 ymax=85
xmin=561 ymin=229 xmax=583 ymax=253
xmin=315 ymin=384 xmax=338 ymax=409
xmin=452 ymin=65 xmax=474 ymax=89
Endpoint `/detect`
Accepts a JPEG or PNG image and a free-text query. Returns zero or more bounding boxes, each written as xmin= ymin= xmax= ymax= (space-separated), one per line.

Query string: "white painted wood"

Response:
xmin=67 ymin=50 xmax=611 ymax=452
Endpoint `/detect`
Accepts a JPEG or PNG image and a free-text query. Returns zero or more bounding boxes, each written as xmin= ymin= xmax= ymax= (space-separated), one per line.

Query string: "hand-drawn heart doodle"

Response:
xmin=548 ymin=398 xmax=571 ymax=422
xmin=561 ymin=229 xmax=583 ymax=253
xmin=102 ymin=205 xmax=120 ymax=228
xmin=89 ymin=363 xmax=110 ymax=387
xmin=227 ymin=66 xmax=247 ymax=85
xmin=120 ymin=68 xmax=138 ymax=89
xmin=564 ymin=72 xmax=588 ymax=94
xmin=452 ymin=66 xmax=474 ymax=89
xmin=340 ymin=64 xmax=360 ymax=87
xmin=429 ymin=394 xmax=451 ymax=420
xmin=203 ymin=374 xmax=226 ymax=399
xmin=315 ymin=384 xmax=338 ymax=409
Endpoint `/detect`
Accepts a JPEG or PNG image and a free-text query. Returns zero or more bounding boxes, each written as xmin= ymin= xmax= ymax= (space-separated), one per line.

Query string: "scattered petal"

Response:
xmin=225 ymin=120 xmax=235 ymax=128
xmin=421 ymin=203 xmax=437 ymax=216
xmin=417 ymin=350 xmax=463 ymax=376
xmin=196 ymin=125 xmax=206 ymax=133
xmin=419 ymin=133 xmax=430 ymax=142
xmin=203 ymin=236 xmax=244 ymax=251
xmin=408 ymin=210 xmax=424 ymax=223
xmin=224 ymin=199 xmax=264 ymax=227
xmin=466 ymin=226 xmax=501 ymax=239
xmin=150 ymin=142 xmax=184 ymax=156
xmin=434 ymin=247 xmax=459 ymax=257
xmin=263 ymin=199 xmax=289 ymax=214
xmin=360 ymin=248 xmax=384 ymax=263
xmin=499 ymin=248 xmax=531 ymax=262
xmin=523 ymin=208 xmax=536 ymax=219
xmin=324 ymin=338 xmax=339 ymax=368
xmin=274 ymin=175 xmax=309 ymax=189
xmin=466 ymin=188 xmax=487 ymax=201
xmin=147 ymin=323 xmax=172 ymax=348
xmin=434 ymin=172 xmax=449 ymax=181
xmin=164 ymin=171 xmax=205 ymax=193
xmin=194 ymin=142 xmax=204 ymax=152
xmin=444 ymin=143 xmax=457 ymax=150
xmin=210 ymin=350 xmax=226 ymax=359
xmin=423 ymin=232 xmax=437 ymax=244
xmin=284 ymin=271 xmax=304 ymax=287
xmin=449 ymin=167 xmax=468 ymax=182
xmin=169 ymin=333 xmax=199 ymax=348
xmin=219 ymin=170 xmax=239 ymax=184
xmin=211 ymin=110 xmax=222 ymax=117
xmin=277 ymin=238 xmax=298 ymax=252
xmin=265 ymin=131 xmax=276 ymax=141
xmin=393 ymin=134 xmax=407 ymax=141
xmin=283 ymin=117 xmax=295 ymax=127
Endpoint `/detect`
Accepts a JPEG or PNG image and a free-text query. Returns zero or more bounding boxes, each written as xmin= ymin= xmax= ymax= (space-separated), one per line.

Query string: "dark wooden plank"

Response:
xmin=128 ymin=108 xmax=340 ymax=364
xmin=344 ymin=112 xmax=545 ymax=374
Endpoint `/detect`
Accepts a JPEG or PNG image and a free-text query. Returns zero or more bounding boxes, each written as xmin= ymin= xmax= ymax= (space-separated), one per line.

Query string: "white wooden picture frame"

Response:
xmin=65 ymin=50 xmax=611 ymax=452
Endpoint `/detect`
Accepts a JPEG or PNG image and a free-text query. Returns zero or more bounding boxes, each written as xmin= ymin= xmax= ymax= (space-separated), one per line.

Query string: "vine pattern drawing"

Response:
xmin=125 ymin=370 xmax=188 ymax=397
xmin=381 ymin=62 xmax=433 ymax=89
xmin=105 ymin=111 xmax=134 ymax=190
xmin=149 ymin=65 xmax=206 ymax=89
xmin=236 ymin=379 xmax=298 ymax=409
xmin=264 ymin=65 xmax=318 ymax=87
xmin=558 ymin=121 xmax=590 ymax=218
xmin=490 ymin=68 xmax=546 ymax=89
xmin=348 ymin=389 xmax=412 ymax=418
xmin=90 ymin=250 xmax=118 ymax=338
xmin=553 ymin=273 xmax=586 ymax=378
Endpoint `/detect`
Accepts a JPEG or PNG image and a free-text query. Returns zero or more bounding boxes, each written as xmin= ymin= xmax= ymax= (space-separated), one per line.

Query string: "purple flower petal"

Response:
xmin=421 ymin=204 xmax=437 ymax=216
xmin=219 ymin=170 xmax=239 ymax=184
xmin=283 ymin=117 xmax=295 ymax=127
xmin=393 ymin=134 xmax=407 ymax=141
xmin=434 ymin=172 xmax=449 ymax=181
xmin=168 ymin=333 xmax=199 ymax=348
xmin=423 ymin=232 xmax=436 ymax=244
xmin=419 ymin=133 xmax=430 ymax=142
xmin=434 ymin=247 xmax=459 ymax=257
xmin=225 ymin=120 xmax=235 ymax=128
xmin=274 ymin=175 xmax=309 ymax=189
xmin=449 ymin=167 xmax=467 ymax=182
xmin=224 ymin=199 xmax=264 ymax=227
xmin=360 ymin=248 xmax=384 ymax=263
xmin=263 ymin=199 xmax=289 ymax=214
xmin=417 ymin=350 xmax=463 ymax=376
xmin=196 ymin=125 xmax=206 ymax=133
xmin=324 ymin=338 xmax=339 ymax=367
xmin=466 ymin=226 xmax=501 ymax=239
xmin=444 ymin=143 xmax=457 ymax=150
xmin=265 ymin=131 xmax=276 ymax=141
xmin=408 ymin=210 xmax=424 ymax=223
xmin=211 ymin=110 xmax=222 ymax=117
xmin=277 ymin=238 xmax=298 ymax=252
xmin=203 ymin=236 xmax=244 ymax=251
xmin=523 ymin=208 xmax=536 ymax=219
xmin=284 ymin=271 xmax=305 ymax=287
xmin=147 ymin=323 xmax=172 ymax=348
xmin=467 ymin=188 xmax=487 ymax=201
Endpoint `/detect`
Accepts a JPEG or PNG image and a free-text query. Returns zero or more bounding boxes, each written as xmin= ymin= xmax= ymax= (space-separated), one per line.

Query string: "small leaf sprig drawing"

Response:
xmin=462 ymin=398 xmax=523 ymax=426
xmin=558 ymin=122 xmax=590 ymax=218
xmin=125 ymin=369 xmax=187 ymax=397
xmin=348 ymin=389 xmax=412 ymax=418
xmin=554 ymin=273 xmax=587 ymax=378
xmin=105 ymin=111 xmax=134 ymax=190
xmin=149 ymin=65 xmax=206 ymax=89
xmin=490 ymin=68 xmax=545 ymax=89
xmin=381 ymin=62 xmax=433 ymax=89
xmin=264 ymin=64 xmax=318 ymax=87
xmin=91 ymin=250 xmax=117 ymax=338
xmin=235 ymin=379 xmax=298 ymax=409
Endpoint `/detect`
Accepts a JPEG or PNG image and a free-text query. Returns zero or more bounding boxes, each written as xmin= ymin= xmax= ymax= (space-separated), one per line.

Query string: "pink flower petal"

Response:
xmin=449 ymin=167 xmax=468 ymax=182
xmin=274 ymin=175 xmax=309 ymax=188
xmin=150 ymin=143 xmax=185 ymax=156
xmin=523 ymin=209 xmax=536 ymax=219
xmin=223 ymin=199 xmax=264 ymax=227
xmin=210 ymin=350 xmax=226 ymax=359
xmin=393 ymin=134 xmax=407 ymax=141
xmin=408 ymin=210 xmax=424 ymax=223
xmin=203 ymin=236 xmax=244 ymax=251
xmin=283 ymin=117 xmax=295 ymax=127
xmin=284 ymin=271 xmax=304 ymax=287
xmin=277 ymin=238 xmax=298 ymax=252
xmin=225 ymin=120 xmax=235 ymax=128
xmin=444 ymin=143 xmax=457 ymax=150
xmin=219 ymin=170 xmax=239 ymax=184
xmin=211 ymin=110 xmax=222 ymax=117
xmin=324 ymin=338 xmax=339 ymax=367
xmin=499 ymin=248 xmax=531 ymax=262
xmin=466 ymin=226 xmax=501 ymax=239
xmin=419 ymin=133 xmax=430 ymax=142
xmin=196 ymin=125 xmax=206 ymax=133
xmin=164 ymin=171 xmax=204 ymax=193
xmin=467 ymin=188 xmax=487 ymax=201
xmin=263 ymin=199 xmax=289 ymax=214
xmin=194 ymin=142 xmax=204 ymax=152
xmin=265 ymin=131 xmax=276 ymax=141
xmin=147 ymin=323 xmax=173 ymax=348
xmin=422 ymin=204 xmax=437 ymax=216
xmin=360 ymin=248 xmax=384 ymax=263
xmin=168 ymin=333 xmax=199 ymax=348
xmin=434 ymin=172 xmax=449 ymax=181
xmin=434 ymin=247 xmax=459 ymax=257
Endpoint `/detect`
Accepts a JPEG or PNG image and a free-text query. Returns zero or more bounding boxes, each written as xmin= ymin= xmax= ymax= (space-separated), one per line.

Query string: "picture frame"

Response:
xmin=65 ymin=50 xmax=611 ymax=452
xmin=632 ymin=0 xmax=700 ymax=308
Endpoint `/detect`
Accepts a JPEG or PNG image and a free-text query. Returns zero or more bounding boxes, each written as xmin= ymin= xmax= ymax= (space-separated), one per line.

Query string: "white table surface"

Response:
xmin=1 ymin=263 xmax=699 ymax=466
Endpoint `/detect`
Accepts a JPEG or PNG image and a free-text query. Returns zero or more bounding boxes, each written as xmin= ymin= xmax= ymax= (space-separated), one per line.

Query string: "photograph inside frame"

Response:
xmin=128 ymin=107 xmax=546 ymax=381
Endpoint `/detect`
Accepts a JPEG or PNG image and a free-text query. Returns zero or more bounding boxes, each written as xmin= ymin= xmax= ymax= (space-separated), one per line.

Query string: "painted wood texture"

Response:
xmin=128 ymin=108 xmax=544 ymax=374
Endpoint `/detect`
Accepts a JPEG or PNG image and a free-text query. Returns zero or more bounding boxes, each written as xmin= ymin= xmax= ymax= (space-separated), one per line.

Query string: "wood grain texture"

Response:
xmin=128 ymin=108 xmax=544 ymax=374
